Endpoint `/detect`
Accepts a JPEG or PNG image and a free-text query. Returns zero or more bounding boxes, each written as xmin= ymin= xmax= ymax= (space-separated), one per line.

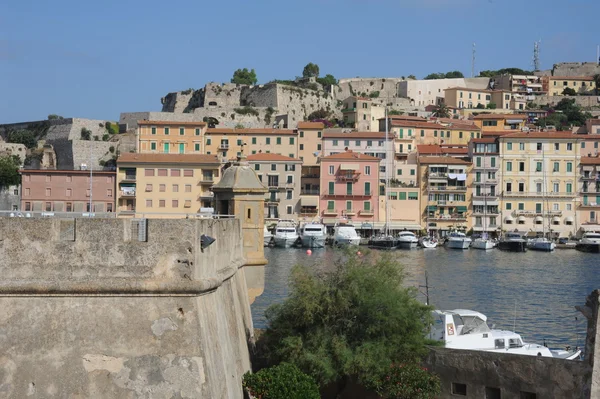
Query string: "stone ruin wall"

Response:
xmin=0 ymin=217 xmax=254 ymax=398
xmin=336 ymin=77 xmax=405 ymax=102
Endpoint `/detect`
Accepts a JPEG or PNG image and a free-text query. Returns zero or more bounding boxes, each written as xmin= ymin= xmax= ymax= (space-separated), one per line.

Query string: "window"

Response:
xmin=195 ymin=143 xmax=200 ymax=151
xmin=553 ymin=162 xmax=559 ymax=172
xmin=276 ymin=137 xmax=281 ymax=145
xmin=163 ymin=143 xmax=170 ymax=153
xmin=355 ymin=140 xmax=361 ymax=146
xmin=66 ymin=188 xmax=71 ymax=197
xmin=286 ymin=205 xmax=293 ymax=215
xmin=195 ymin=128 xmax=200 ymax=136
xmin=151 ymin=127 xmax=156 ymax=135
xmin=159 ymin=200 xmax=165 ymax=208
xmin=364 ymin=166 xmax=371 ymax=176
xmin=507 ymin=142 xmax=512 ymax=150
xmin=206 ymin=138 xmax=211 ymax=145
xmin=286 ymin=190 xmax=292 ymax=200
xmin=299 ymin=144 xmax=304 ymax=150
xmin=476 ymin=157 xmax=481 ymax=167
xmin=270 ymin=164 xmax=276 ymax=171
xmin=364 ymin=182 xmax=371 ymax=195
xmin=520 ymin=391 xmax=537 ymax=399
xmin=107 ymin=189 xmax=113 ymax=197
xmin=518 ymin=182 xmax=524 ymax=192
xmin=536 ymin=162 xmax=542 ymax=172
xmin=332 ymin=139 xmax=338 ymax=146
xmin=184 ymin=169 xmax=193 ymax=177
xmin=452 ymin=382 xmax=467 ymax=396
xmin=327 ymin=200 xmax=334 ymax=210
xmin=519 ymin=162 xmax=525 ymax=172
xmin=66 ymin=203 xmax=73 ymax=212
xmin=567 ymin=162 xmax=573 ymax=172
xmin=328 ymin=182 xmax=334 ymax=195
xmin=317 ymin=144 xmax=322 ymax=150
xmin=398 ymin=192 xmax=406 ymax=200
xmin=567 ymin=203 xmax=572 ymax=211
xmin=172 ymin=199 xmax=179 ymax=208
xmin=179 ymin=127 xmax=185 ymax=135
xmin=266 ymin=138 xmax=271 ymax=145
xmin=408 ymin=192 xmax=418 ymax=200
xmin=164 ymin=127 xmax=169 ymax=135
xmin=173 ymin=184 xmax=179 ymax=193
xmin=344 ymin=140 xmax=349 ymax=147
xmin=567 ymin=143 xmax=573 ymax=151
xmin=329 ymin=165 xmax=334 ymax=175
xmin=45 ymin=202 xmax=52 ymax=211
xmin=45 ymin=188 xmax=51 ymax=197
xmin=158 ymin=169 xmax=168 ymax=177
xmin=185 ymin=184 xmax=192 ymax=192
xmin=363 ymin=201 xmax=371 ymax=211
xmin=146 ymin=199 xmax=153 ymax=208
xmin=317 ymin=131 xmax=322 ymax=138
xmin=434 ymin=130 xmax=437 ymax=137
xmin=506 ymin=162 xmax=512 ymax=172
xmin=506 ymin=202 xmax=512 ymax=210
xmin=491 ymin=157 xmax=496 ymax=167
xmin=566 ymin=183 xmax=572 ymax=193
xmin=410 ymin=169 xmax=415 ymax=176
xmin=145 ymin=184 xmax=153 ymax=192
xmin=287 ymin=175 xmax=293 ymax=184
xmin=519 ymin=142 xmax=525 ymax=151
xmin=459 ymin=132 xmax=463 ymax=139
xmin=254 ymin=164 xmax=260 ymax=171
xmin=237 ymin=139 xmax=242 ymax=146
xmin=506 ymin=182 xmax=512 ymax=192
xmin=159 ymin=184 xmax=166 ymax=192
xmin=582 ymin=142 xmax=586 ymax=149
xmin=346 ymin=182 xmax=353 ymax=195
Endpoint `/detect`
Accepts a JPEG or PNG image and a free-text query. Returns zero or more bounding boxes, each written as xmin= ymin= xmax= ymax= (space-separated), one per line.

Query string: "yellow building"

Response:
xmin=116 ymin=153 xmax=221 ymax=218
xmin=542 ymin=76 xmax=594 ymax=96
xmin=498 ymin=132 xmax=580 ymax=237
xmin=137 ymin=120 xmax=207 ymax=154
xmin=444 ymin=87 xmax=514 ymax=110
xmin=341 ymin=97 xmax=386 ymax=131
xmin=418 ymin=156 xmax=472 ymax=237
xmin=579 ymin=157 xmax=600 ymax=236
xmin=296 ymin=122 xmax=324 ymax=165
xmin=204 ymin=128 xmax=298 ymax=162
xmin=472 ymin=114 xmax=526 ymax=137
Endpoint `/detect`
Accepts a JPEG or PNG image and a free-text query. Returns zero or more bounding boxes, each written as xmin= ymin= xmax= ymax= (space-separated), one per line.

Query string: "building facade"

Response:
xmin=341 ymin=97 xmax=385 ymax=131
xmin=444 ymin=87 xmax=514 ymax=110
xmin=473 ymin=114 xmax=527 ymax=137
xmin=20 ymin=169 xmax=116 ymax=213
xmin=116 ymin=153 xmax=221 ymax=218
xmin=137 ymin=120 xmax=207 ymax=154
xmin=498 ymin=132 xmax=580 ymax=238
xmin=469 ymin=138 xmax=501 ymax=237
xmin=542 ymin=76 xmax=594 ymax=96
xmin=204 ymin=128 xmax=298 ymax=162
xmin=247 ymin=153 xmax=302 ymax=222
xmin=319 ymin=151 xmax=381 ymax=226
xmin=578 ymin=157 xmax=600 ymax=236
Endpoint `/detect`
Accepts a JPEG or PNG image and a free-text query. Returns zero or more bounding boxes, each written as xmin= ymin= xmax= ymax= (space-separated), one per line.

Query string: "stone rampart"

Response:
xmin=336 ymin=78 xmax=404 ymax=102
xmin=552 ymin=62 xmax=600 ymax=77
xmin=0 ymin=217 xmax=254 ymax=398
xmin=532 ymin=95 xmax=600 ymax=108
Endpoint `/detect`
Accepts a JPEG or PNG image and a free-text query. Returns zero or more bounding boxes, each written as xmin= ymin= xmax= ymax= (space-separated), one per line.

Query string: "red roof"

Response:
xmin=247 ymin=153 xmax=301 ymax=162
xmin=581 ymin=157 xmax=600 ymax=165
xmin=471 ymin=137 xmax=497 ymax=144
xmin=498 ymin=131 xmax=579 ymax=139
xmin=418 ymin=156 xmax=471 ymax=165
xmin=321 ymin=151 xmax=381 ymax=161
xmin=472 ymin=114 xmax=526 ymax=120
xmin=417 ymin=145 xmax=469 ymax=155
xmin=138 ymin=120 xmax=207 ymax=126
xmin=297 ymin=122 xmax=325 ymax=129
xmin=389 ymin=120 xmax=448 ymax=129
xmin=377 ymin=115 xmax=427 ymax=121
xmin=322 ymin=131 xmax=390 ymax=139
xmin=117 ymin=153 xmax=220 ymax=164
xmin=207 ymin=128 xmax=296 ymax=135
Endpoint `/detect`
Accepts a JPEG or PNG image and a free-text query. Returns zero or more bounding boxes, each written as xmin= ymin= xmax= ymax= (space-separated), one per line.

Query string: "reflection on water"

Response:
xmin=251 ymin=247 xmax=598 ymax=348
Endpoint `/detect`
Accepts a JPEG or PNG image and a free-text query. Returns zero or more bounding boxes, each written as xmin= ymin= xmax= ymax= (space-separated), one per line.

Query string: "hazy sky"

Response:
xmin=1 ymin=0 xmax=598 ymax=123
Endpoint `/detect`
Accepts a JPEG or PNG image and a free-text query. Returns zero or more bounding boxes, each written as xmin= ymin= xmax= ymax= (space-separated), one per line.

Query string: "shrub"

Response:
xmin=369 ymin=91 xmax=380 ymax=98
xmin=234 ymin=106 xmax=259 ymax=116
xmin=102 ymin=134 xmax=110 ymax=141
xmin=373 ymin=363 xmax=440 ymax=399
xmin=243 ymin=363 xmax=320 ymax=399
xmin=7 ymin=130 xmax=37 ymax=148
xmin=47 ymin=114 xmax=63 ymax=120
xmin=93 ymin=135 xmax=99 ymax=141
xmin=486 ymin=103 xmax=497 ymax=109
xmin=109 ymin=146 xmax=115 ymax=153
xmin=80 ymin=128 xmax=92 ymax=140
xmin=105 ymin=121 xmax=119 ymax=135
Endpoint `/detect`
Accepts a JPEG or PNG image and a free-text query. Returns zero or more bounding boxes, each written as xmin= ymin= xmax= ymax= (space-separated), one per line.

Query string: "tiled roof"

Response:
xmin=445 ymin=87 xmax=509 ymax=93
xmin=417 ymin=145 xmax=468 ymax=155
xmin=117 ymin=153 xmax=220 ymax=164
xmin=418 ymin=156 xmax=471 ymax=165
xmin=207 ymin=128 xmax=296 ymax=135
xmin=20 ymin=169 xmax=115 ymax=175
xmin=580 ymin=157 xmax=600 ymax=165
xmin=247 ymin=153 xmax=301 ymax=162
xmin=446 ymin=123 xmax=481 ymax=131
xmin=389 ymin=121 xmax=448 ymax=129
xmin=498 ymin=131 xmax=579 ymax=139
xmin=138 ymin=120 xmax=207 ymax=126
xmin=472 ymin=114 xmax=526 ymax=120
xmin=323 ymin=131 xmax=390 ymax=139
xmin=377 ymin=115 xmax=427 ymax=121
xmin=471 ymin=137 xmax=497 ymax=143
xmin=321 ymin=151 xmax=381 ymax=161
xmin=297 ymin=122 xmax=325 ymax=129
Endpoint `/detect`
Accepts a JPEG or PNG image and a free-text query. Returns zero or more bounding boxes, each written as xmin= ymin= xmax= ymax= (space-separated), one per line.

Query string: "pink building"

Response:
xmin=20 ymin=170 xmax=116 ymax=213
xmin=319 ymin=151 xmax=381 ymax=225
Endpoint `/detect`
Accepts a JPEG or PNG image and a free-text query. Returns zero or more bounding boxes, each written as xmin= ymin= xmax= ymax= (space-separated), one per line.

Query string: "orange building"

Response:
xmin=137 ymin=120 xmax=208 ymax=154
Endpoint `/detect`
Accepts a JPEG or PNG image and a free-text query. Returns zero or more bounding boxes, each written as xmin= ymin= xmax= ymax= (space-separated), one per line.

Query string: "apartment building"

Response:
xmin=321 ymin=131 xmax=393 ymax=177
xmin=137 ymin=120 xmax=207 ymax=154
xmin=579 ymin=157 xmax=600 ymax=235
xmin=20 ymin=169 xmax=116 ymax=213
xmin=469 ymin=138 xmax=501 ymax=237
xmin=116 ymin=153 xmax=221 ymax=218
xmin=444 ymin=88 xmax=514 ymax=110
xmin=418 ymin=156 xmax=472 ymax=237
xmin=498 ymin=132 xmax=580 ymax=237
xmin=204 ymin=128 xmax=298 ymax=162
xmin=297 ymin=122 xmax=324 ymax=209
xmin=542 ymin=76 xmax=595 ymax=96
xmin=397 ymin=77 xmax=490 ymax=107
xmin=472 ymin=114 xmax=527 ymax=137
xmin=341 ymin=97 xmax=386 ymax=131
xmin=319 ymin=151 xmax=381 ymax=226
xmin=491 ymin=75 xmax=545 ymax=102
xmin=247 ymin=153 xmax=302 ymax=221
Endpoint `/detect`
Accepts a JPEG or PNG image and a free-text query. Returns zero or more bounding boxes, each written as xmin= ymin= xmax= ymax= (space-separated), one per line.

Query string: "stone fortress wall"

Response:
xmin=0 ymin=217 xmax=254 ymax=398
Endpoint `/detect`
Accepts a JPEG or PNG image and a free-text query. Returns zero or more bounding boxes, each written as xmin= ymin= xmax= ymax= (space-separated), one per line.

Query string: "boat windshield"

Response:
xmin=586 ymin=234 xmax=600 ymax=239
xmin=277 ymin=228 xmax=296 ymax=233
xmin=399 ymin=232 xmax=415 ymax=236
xmin=458 ymin=315 xmax=490 ymax=335
xmin=506 ymin=233 xmax=521 ymax=239
xmin=304 ymin=227 xmax=323 ymax=232
xmin=338 ymin=227 xmax=357 ymax=235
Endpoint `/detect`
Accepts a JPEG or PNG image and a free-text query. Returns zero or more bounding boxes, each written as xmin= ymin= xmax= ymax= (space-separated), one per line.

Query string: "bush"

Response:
xmin=109 ymin=146 xmax=115 ymax=153
xmin=105 ymin=121 xmax=119 ymax=135
xmin=562 ymin=87 xmax=577 ymax=96
xmin=369 ymin=91 xmax=380 ymax=98
xmin=234 ymin=106 xmax=259 ymax=116
xmin=231 ymin=68 xmax=258 ymax=85
xmin=243 ymin=363 xmax=320 ymax=399
xmin=81 ymin=128 xmax=92 ymax=140
xmin=486 ymin=103 xmax=497 ymax=109
xmin=93 ymin=135 xmax=100 ymax=141
xmin=47 ymin=114 xmax=63 ymax=120
xmin=102 ymin=134 xmax=110 ymax=141
xmin=7 ymin=130 xmax=37 ymax=148
xmin=373 ymin=363 xmax=440 ymax=399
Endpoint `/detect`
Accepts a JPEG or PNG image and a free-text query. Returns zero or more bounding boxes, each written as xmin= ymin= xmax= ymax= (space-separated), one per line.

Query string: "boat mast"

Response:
xmin=384 ymin=107 xmax=390 ymax=237
xmin=482 ymin=146 xmax=487 ymax=238
xmin=541 ymin=142 xmax=548 ymax=239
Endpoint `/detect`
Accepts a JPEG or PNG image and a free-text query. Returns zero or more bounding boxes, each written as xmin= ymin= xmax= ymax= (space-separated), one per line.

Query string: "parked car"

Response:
xmin=558 ymin=237 xmax=568 ymax=244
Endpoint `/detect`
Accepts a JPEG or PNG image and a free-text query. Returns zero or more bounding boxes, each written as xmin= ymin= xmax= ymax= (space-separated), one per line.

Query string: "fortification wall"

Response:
xmin=204 ymin=82 xmax=245 ymax=108
xmin=0 ymin=217 xmax=253 ymax=398
xmin=336 ymin=78 xmax=404 ymax=102
xmin=552 ymin=62 xmax=600 ymax=77
xmin=532 ymin=95 xmax=600 ymax=108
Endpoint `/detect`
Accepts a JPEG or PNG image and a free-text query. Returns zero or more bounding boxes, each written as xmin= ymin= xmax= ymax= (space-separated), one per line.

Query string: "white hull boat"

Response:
xmin=419 ymin=236 xmax=438 ymax=249
xmin=334 ymin=224 xmax=361 ymax=246
xmin=273 ymin=220 xmax=299 ymax=248
xmin=576 ymin=232 xmax=600 ymax=253
xmin=429 ymin=309 xmax=581 ymax=360
xmin=471 ymin=238 xmax=494 ymax=250
xmin=527 ymin=238 xmax=556 ymax=252
xmin=299 ymin=223 xmax=327 ymax=248
xmin=264 ymin=226 xmax=273 ymax=247
xmin=446 ymin=232 xmax=471 ymax=249
xmin=397 ymin=231 xmax=419 ymax=249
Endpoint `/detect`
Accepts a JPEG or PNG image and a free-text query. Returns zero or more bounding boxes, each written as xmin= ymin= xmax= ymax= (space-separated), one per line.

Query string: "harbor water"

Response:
xmin=251 ymin=247 xmax=599 ymax=350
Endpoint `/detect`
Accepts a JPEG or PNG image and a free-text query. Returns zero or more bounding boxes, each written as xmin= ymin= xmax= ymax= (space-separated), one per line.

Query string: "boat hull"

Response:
xmin=335 ymin=237 xmax=361 ymax=246
xmin=471 ymin=239 xmax=494 ymax=250
xmin=497 ymin=241 xmax=527 ymax=252
xmin=446 ymin=238 xmax=471 ymax=249
xmin=369 ymin=238 xmax=398 ymax=250
xmin=528 ymin=241 xmax=556 ymax=252
xmin=264 ymin=235 xmax=272 ymax=247
xmin=397 ymin=240 xmax=418 ymax=249
xmin=576 ymin=243 xmax=600 ymax=253
xmin=273 ymin=236 xmax=298 ymax=248
xmin=301 ymin=235 xmax=326 ymax=248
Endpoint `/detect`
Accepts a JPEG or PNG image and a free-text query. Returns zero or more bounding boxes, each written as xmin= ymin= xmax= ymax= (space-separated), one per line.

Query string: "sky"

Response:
xmin=1 ymin=0 xmax=599 ymax=124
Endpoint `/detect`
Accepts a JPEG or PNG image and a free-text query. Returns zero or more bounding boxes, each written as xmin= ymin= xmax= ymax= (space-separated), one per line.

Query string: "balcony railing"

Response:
xmin=430 ymin=214 xmax=467 ymax=221
xmin=323 ymin=192 xmax=372 ymax=198
xmin=428 ymin=186 xmax=467 ymax=192
xmin=122 ymin=174 xmax=136 ymax=181
xmin=198 ymin=192 xmax=214 ymax=199
xmin=583 ymin=219 xmax=599 ymax=225
xmin=265 ymin=198 xmax=281 ymax=203
xmin=502 ymin=191 xmax=575 ymax=198
xmin=472 ymin=210 xmax=500 ymax=215
xmin=472 ymin=194 xmax=498 ymax=200
xmin=200 ymin=176 xmax=214 ymax=183
xmin=428 ymin=172 xmax=448 ymax=179
xmin=300 ymin=189 xmax=320 ymax=195
xmin=342 ymin=209 xmax=357 ymax=216
xmin=218 ymin=144 xmax=230 ymax=150
xmin=514 ymin=210 xmax=562 ymax=216
xmin=120 ymin=190 xmax=136 ymax=197
xmin=581 ymin=202 xmax=600 ymax=207
xmin=581 ymin=174 xmax=598 ymax=180
xmin=323 ymin=209 xmax=338 ymax=215
xmin=336 ymin=173 xmax=360 ymax=182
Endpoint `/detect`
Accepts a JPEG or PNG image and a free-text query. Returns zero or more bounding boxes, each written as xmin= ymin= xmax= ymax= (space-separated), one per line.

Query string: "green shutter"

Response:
xmin=365 ymin=182 xmax=371 ymax=195
xmin=329 ymin=182 xmax=334 ymax=195
xmin=399 ymin=192 xmax=407 ymax=200
xmin=456 ymin=206 xmax=468 ymax=212
xmin=252 ymin=137 xmax=257 ymax=144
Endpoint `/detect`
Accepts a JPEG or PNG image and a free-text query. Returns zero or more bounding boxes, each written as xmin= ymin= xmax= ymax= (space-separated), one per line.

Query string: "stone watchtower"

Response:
xmin=213 ymin=152 xmax=268 ymax=302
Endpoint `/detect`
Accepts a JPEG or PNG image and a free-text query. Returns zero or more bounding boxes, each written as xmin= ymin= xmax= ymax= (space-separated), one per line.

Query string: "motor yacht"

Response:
xmin=471 ymin=237 xmax=494 ymax=250
xmin=527 ymin=237 xmax=556 ymax=252
xmin=446 ymin=231 xmax=471 ymax=249
xmin=419 ymin=236 xmax=438 ymax=249
xmin=333 ymin=223 xmax=361 ymax=246
xmin=368 ymin=234 xmax=398 ymax=250
xmin=576 ymin=232 xmax=600 ymax=253
xmin=429 ymin=309 xmax=581 ymax=360
xmin=497 ymin=232 xmax=528 ymax=252
xmin=273 ymin=219 xmax=299 ymax=248
xmin=299 ymin=222 xmax=327 ymax=248
xmin=397 ymin=231 xmax=419 ymax=249
xmin=263 ymin=225 xmax=273 ymax=247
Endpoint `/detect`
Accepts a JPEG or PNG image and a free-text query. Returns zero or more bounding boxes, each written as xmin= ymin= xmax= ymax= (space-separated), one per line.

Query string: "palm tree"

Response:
xmin=432 ymin=103 xmax=451 ymax=118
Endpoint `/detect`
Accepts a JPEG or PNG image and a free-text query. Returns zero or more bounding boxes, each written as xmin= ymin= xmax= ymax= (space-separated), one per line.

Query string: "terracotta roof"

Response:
xmin=138 ymin=120 xmax=207 ymax=126
xmin=377 ymin=115 xmax=427 ymax=121
xmin=581 ymin=157 xmax=600 ymax=165
xmin=20 ymin=169 xmax=115 ymax=175
xmin=547 ymin=76 xmax=594 ymax=81
xmin=471 ymin=137 xmax=497 ymax=143
xmin=418 ymin=156 xmax=471 ymax=165
xmin=389 ymin=121 xmax=448 ymax=129
xmin=207 ymin=128 xmax=296 ymax=135
xmin=481 ymin=131 xmax=517 ymax=137
xmin=247 ymin=153 xmax=301 ymax=162
xmin=117 ymin=153 xmax=220 ymax=164
xmin=321 ymin=151 xmax=381 ymax=161
xmin=498 ymin=131 xmax=579 ymax=139
xmin=322 ymin=131 xmax=390 ymax=139
xmin=417 ymin=145 xmax=468 ymax=155
xmin=472 ymin=114 xmax=525 ymax=120
xmin=297 ymin=122 xmax=325 ymax=129
xmin=446 ymin=123 xmax=481 ymax=131
xmin=430 ymin=117 xmax=476 ymax=125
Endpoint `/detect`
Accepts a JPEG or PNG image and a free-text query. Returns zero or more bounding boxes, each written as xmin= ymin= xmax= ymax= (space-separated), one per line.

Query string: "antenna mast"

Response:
xmin=471 ymin=43 xmax=476 ymax=78
xmin=533 ymin=40 xmax=541 ymax=72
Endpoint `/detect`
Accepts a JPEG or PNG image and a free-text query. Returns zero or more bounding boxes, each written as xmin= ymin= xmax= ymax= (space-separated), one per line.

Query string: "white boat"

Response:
xmin=333 ymin=224 xmax=361 ymax=246
xmin=419 ymin=236 xmax=438 ymax=249
xmin=397 ymin=231 xmax=419 ymax=249
xmin=299 ymin=222 xmax=326 ymax=248
xmin=446 ymin=231 xmax=471 ymax=249
xmin=527 ymin=237 xmax=556 ymax=252
xmin=264 ymin=225 xmax=273 ymax=247
xmin=429 ymin=309 xmax=581 ymax=360
xmin=471 ymin=236 xmax=494 ymax=250
xmin=273 ymin=219 xmax=299 ymax=248
xmin=576 ymin=232 xmax=600 ymax=253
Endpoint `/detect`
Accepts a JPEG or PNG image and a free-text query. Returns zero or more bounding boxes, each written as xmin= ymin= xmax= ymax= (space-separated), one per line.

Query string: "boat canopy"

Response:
xmin=449 ymin=309 xmax=488 ymax=321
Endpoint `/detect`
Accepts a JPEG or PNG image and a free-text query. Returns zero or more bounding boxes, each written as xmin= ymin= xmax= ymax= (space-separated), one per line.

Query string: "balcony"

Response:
xmin=198 ymin=192 xmax=214 ymax=200
xmin=341 ymin=107 xmax=356 ymax=113
xmin=360 ymin=210 xmax=374 ymax=216
xmin=582 ymin=219 xmax=599 ymax=225
xmin=342 ymin=209 xmax=357 ymax=216
xmin=581 ymin=202 xmax=600 ymax=208
xmin=336 ymin=173 xmax=360 ymax=182
xmin=514 ymin=210 xmax=563 ymax=216
xmin=300 ymin=189 xmax=320 ymax=195
xmin=428 ymin=186 xmax=467 ymax=192
xmin=323 ymin=209 xmax=338 ymax=216
xmin=218 ymin=144 xmax=230 ymax=150
xmin=472 ymin=194 xmax=498 ymax=201
xmin=120 ymin=190 xmax=136 ymax=197
xmin=430 ymin=213 xmax=467 ymax=221
xmin=427 ymin=172 xmax=448 ymax=180
xmin=581 ymin=174 xmax=599 ymax=180
xmin=502 ymin=191 xmax=575 ymax=198
xmin=323 ymin=192 xmax=371 ymax=198
xmin=200 ymin=176 xmax=214 ymax=184
xmin=121 ymin=174 xmax=136 ymax=182
xmin=471 ymin=209 xmax=500 ymax=215
xmin=265 ymin=198 xmax=281 ymax=204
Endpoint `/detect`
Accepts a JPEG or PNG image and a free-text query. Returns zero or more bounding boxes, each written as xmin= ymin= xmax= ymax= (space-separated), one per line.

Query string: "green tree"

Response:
xmin=7 ymin=130 xmax=37 ymax=149
xmin=203 ymin=116 xmax=219 ymax=128
xmin=478 ymin=68 xmax=534 ymax=77
xmin=407 ymin=74 xmax=417 ymax=80
xmin=316 ymin=74 xmax=337 ymax=86
xmin=243 ymin=363 xmax=320 ymax=399
xmin=302 ymin=62 xmax=320 ymax=78
xmin=486 ymin=103 xmax=497 ymax=109
xmin=231 ymin=68 xmax=258 ymax=85
xmin=80 ymin=128 xmax=92 ymax=140
xmin=260 ymin=249 xmax=437 ymax=394
xmin=47 ymin=114 xmax=63 ymax=120
xmin=0 ymin=155 xmax=21 ymax=188
xmin=307 ymin=109 xmax=330 ymax=120
xmin=562 ymin=87 xmax=577 ymax=96
xmin=475 ymin=103 xmax=485 ymax=109
xmin=424 ymin=73 xmax=444 ymax=80
xmin=432 ymin=103 xmax=451 ymax=118
xmin=594 ymin=74 xmax=600 ymax=95
xmin=388 ymin=109 xmax=404 ymax=116
xmin=444 ymin=70 xmax=464 ymax=78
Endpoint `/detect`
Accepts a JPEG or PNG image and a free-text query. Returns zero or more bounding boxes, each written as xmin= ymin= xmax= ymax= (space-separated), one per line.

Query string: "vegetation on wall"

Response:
xmin=203 ymin=116 xmax=220 ymax=128
xmin=7 ymin=130 xmax=37 ymax=149
xmin=562 ymin=87 xmax=577 ymax=96
xmin=536 ymin=98 xmax=592 ymax=130
xmin=431 ymin=104 xmax=450 ymax=118
xmin=105 ymin=121 xmax=119 ymax=135
xmin=243 ymin=363 xmax=320 ymax=399
xmin=317 ymin=74 xmax=337 ymax=86
xmin=0 ymin=155 xmax=21 ymax=188
xmin=264 ymin=106 xmax=276 ymax=125
xmin=80 ymin=128 xmax=92 ymax=140
xmin=478 ymin=68 xmax=534 ymax=77
xmin=424 ymin=71 xmax=464 ymax=80
xmin=47 ymin=114 xmax=64 ymax=120
xmin=231 ymin=68 xmax=258 ymax=85
xmin=234 ymin=106 xmax=260 ymax=117
xmin=369 ymin=91 xmax=380 ymax=98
